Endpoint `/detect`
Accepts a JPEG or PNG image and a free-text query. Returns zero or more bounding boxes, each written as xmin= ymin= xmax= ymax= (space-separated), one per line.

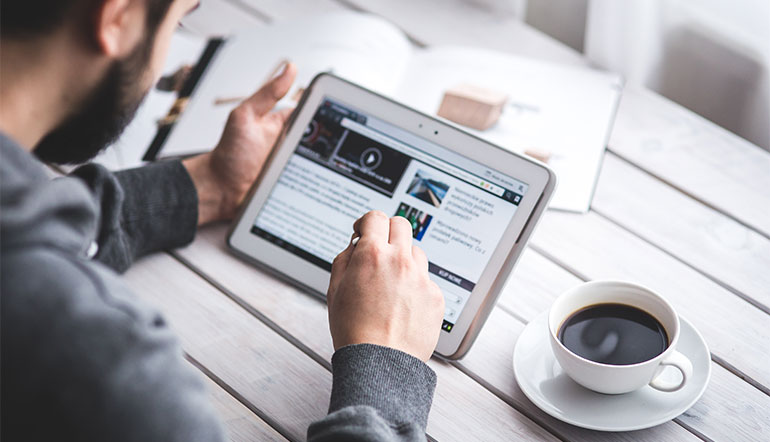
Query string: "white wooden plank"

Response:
xmin=429 ymin=360 xmax=558 ymax=441
xmin=498 ymin=248 xmax=581 ymax=320
xmin=529 ymin=211 xmax=770 ymax=390
xmin=204 ymin=377 xmax=288 ymax=441
xmin=174 ymin=225 xmax=559 ymax=441
xmin=122 ymin=254 xmax=331 ymax=441
xmin=493 ymin=250 xmax=770 ymax=442
xmin=674 ymin=363 xmax=770 ymax=441
xmin=607 ymin=87 xmax=770 ymax=237
xmin=593 ymin=153 xmax=770 ymax=311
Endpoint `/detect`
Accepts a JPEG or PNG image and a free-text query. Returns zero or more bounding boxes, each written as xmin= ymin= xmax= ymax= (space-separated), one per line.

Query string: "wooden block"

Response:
xmin=524 ymin=148 xmax=552 ymax=163
xmin=437 ymin=83 xmax=507 ymax=130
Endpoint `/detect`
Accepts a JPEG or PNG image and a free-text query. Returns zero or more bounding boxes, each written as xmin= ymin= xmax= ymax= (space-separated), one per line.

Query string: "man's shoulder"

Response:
xmin=0 ymin=244 xmax=178 ymax=380
xmin=2 ymin=245 xmax=157 ymax=330
xmin=1 ymin=246 xmax=224 ymax=442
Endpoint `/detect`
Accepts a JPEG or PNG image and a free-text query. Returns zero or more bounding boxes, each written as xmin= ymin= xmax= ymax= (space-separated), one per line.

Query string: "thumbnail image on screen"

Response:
xmin=394 ymin=202 xmax=433 ymax=241
xmin=407 ymin=169 xmax=449 ymax=207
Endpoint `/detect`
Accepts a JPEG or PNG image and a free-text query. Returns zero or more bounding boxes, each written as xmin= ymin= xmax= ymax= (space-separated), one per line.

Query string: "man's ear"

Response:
xmin=93 ymin=0 xmax=145 ymax=57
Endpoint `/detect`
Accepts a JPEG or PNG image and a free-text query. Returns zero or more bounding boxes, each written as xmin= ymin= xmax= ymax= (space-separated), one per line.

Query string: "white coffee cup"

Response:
xmin=548 ymin=280 xmax=693 ymax=395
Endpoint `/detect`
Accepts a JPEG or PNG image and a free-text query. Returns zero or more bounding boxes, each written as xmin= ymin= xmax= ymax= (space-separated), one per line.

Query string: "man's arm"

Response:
xmin=71 ymin=160 xmax=198 ymax=272
xmin=308 ymin=212 xmax=446 ymax=441
xmin=71 ymin=63 xmax=298 ymax=273
xmin=308 ymin=344 xmax=436 ymax=442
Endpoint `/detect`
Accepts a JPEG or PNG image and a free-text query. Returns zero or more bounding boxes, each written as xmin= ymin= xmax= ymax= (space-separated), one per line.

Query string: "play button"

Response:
xmin=360 ymin=147 xmax=382 ymax=170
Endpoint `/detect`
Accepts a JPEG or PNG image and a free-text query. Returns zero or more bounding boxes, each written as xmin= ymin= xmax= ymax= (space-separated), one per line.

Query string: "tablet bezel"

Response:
xmin=228 ymin=73 xmax=556 ymax=359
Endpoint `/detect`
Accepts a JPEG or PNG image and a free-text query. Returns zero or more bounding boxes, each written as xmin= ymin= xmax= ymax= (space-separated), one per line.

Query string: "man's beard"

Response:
xmin=33 ymin=39 xmax=153 ymax=165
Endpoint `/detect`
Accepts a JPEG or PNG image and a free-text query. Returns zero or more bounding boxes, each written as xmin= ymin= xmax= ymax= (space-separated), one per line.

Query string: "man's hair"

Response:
xmin=1 ymin=0 xmax=175 ymax=39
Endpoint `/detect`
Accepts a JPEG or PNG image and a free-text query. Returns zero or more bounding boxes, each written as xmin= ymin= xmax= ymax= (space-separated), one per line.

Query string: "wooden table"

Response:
xmin=122 ymin=1 xmax=770 ymax=440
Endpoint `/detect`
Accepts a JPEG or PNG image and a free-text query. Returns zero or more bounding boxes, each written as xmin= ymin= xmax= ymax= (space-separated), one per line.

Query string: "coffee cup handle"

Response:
xmin=649 ymin=350 xmax=693 ymax=392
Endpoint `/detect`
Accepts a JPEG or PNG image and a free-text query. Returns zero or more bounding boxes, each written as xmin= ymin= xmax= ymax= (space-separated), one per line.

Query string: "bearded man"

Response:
xmin=0 ymin=1 xmax=445 ymax=440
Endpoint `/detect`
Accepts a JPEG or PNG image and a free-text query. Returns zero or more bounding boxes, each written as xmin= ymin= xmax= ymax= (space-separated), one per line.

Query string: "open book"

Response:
xmin=154 ymin=11 xmax=622 ymax=212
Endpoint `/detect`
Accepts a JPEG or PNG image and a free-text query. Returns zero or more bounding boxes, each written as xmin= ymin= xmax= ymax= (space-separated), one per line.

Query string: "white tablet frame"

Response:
xmin=228 ymin=73 xmax=556 ymax=359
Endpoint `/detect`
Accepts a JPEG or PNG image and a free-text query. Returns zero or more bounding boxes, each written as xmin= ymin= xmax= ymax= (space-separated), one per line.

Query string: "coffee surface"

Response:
xmin=558 ymin=303 xmax=668 ymax=365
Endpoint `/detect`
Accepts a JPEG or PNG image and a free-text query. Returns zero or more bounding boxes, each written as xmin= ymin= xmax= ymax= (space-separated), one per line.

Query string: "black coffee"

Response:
xmin=558 ymin=303 xmax=668 ymax=365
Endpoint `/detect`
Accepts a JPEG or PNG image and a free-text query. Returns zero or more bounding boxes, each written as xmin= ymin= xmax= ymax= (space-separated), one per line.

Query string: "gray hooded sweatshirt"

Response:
xmin=0 ymin=133 xmax=435 ymax=441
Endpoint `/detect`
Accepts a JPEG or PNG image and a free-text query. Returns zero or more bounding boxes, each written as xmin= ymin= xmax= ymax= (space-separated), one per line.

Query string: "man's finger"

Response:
xmin=327 ymin=242 xmax=354 ymax=306
xmin=412 ymin=245 xmax=429 ymax=272
xmin=353 ymin=211 xmax=390 ymax=244
xmin=389 ymin=216 xmax=413 ymax=248
xmin=242 ymin=62 xmax=297 ymax=117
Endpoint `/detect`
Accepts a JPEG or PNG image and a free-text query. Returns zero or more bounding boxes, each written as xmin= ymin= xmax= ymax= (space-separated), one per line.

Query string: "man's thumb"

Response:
xmin=243 ymin=61 xmax=297 ymax=117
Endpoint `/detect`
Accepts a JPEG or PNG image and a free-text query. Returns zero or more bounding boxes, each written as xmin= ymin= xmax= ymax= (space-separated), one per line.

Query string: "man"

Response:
xmin=0 ymin=0 xmax=446 ymax=440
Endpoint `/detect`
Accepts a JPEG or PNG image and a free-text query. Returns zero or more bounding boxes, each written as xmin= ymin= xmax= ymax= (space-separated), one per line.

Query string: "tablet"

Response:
xmin=228 ymin=74 xmax=556 ymax=359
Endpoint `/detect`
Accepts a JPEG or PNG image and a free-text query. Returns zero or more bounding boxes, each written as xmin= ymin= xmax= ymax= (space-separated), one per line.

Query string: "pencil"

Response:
xmin=213 ymin=96 xmax=246 ymax=106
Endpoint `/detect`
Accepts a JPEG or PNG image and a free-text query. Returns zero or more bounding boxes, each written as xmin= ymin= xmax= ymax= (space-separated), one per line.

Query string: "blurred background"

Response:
xmin=107 ymin=0 xmax=770 ymax=171
xmin=470 ymin=0 xmax=770 ymax=151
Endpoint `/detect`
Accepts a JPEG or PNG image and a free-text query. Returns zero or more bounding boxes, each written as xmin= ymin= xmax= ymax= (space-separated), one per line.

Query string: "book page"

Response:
xmin=394 ymin=47 xmax=623 ymax=212
xmin=161 ymin=11 xmax=412 ymax=158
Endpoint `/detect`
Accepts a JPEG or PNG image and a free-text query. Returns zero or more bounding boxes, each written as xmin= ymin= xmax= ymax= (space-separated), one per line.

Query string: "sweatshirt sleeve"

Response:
xmin=70 ymin=160 xmax=198 ymax=273
xmin=307 ymin=344 xmax=437 ymax=442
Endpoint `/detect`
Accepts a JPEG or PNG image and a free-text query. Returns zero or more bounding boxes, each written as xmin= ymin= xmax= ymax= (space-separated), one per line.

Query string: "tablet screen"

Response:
xmin=251 ymin=98 xmax=528 ymax=332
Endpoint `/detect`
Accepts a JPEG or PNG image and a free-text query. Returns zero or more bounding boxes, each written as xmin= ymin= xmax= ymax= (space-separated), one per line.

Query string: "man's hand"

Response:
xmin=327 ymin=211 xmax=446 ymax=362
xmin=183 ymin=62 xmax=297 ymax=225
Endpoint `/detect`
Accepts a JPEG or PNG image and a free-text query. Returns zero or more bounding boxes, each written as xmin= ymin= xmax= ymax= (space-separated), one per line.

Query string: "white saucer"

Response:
xmin=513 ymin=311 xmax=711 ymax=432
